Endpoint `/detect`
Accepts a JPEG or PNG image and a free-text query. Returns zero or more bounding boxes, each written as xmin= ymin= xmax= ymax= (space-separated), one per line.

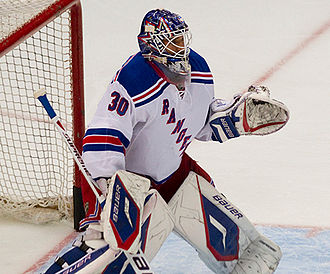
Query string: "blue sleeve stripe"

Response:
xmin=135 ymin=82 xmax=170 ymax=107
xmin=83 ymin=144 xmax=125 ymax=154
xmin=191 ymin=79 xmax=214 ymax=84
xmin=84 ymin=128 xmax=130 ymax=148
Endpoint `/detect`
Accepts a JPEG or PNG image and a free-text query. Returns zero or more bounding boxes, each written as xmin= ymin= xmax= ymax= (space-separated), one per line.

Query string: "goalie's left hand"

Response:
xmin=209 ymin=86 xmax=290 ymax=143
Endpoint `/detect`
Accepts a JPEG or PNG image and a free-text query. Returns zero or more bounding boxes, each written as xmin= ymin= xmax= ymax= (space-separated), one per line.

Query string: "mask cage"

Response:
xmin=150 ymin=28 xmax=192 ymax=60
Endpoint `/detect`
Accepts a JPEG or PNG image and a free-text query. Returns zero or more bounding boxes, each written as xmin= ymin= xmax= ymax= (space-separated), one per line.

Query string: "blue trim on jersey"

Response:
xmin=84 ymin=128 xmax=130 ymax=148
xmin=83 ymin=144 xmax=125 ymax=154
xmin=149 ymin=171 xmax=174 ymax=185
xmin=116 ymin=52 xmax=162 ymax=98
xmin=114 ymin=50 xmax=212 ymax=107
xmin=191 ymin=78 xmax=214 ymax=84
xmin=135 ymin=82 xmax=170 ymax=108
xmin=189 ymin=48 xmax=212 ymax=73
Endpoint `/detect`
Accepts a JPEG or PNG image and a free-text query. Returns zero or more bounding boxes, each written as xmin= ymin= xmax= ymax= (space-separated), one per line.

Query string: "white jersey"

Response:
xmin=83 ymin=49 xmax=214 ymax=183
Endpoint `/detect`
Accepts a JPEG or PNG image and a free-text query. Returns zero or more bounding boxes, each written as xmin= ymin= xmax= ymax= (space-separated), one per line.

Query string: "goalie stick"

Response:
xmin=34 ymin=89 xmax=154 ymax=274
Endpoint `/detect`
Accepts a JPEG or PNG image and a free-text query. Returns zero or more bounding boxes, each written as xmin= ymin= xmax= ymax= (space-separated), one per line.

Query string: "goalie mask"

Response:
xmin=138 ymin=9 xmax=192 ymax=77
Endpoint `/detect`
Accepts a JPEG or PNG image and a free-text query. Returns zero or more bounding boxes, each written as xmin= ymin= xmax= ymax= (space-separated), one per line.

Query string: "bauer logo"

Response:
xmin=62 ymin=254 xmax=92 ymax=274
xmin=112 ymin=183 xmax=121 ymax=222
xmin=213 ymin=195 xmax=243 ymax=219
xmin=109 ymin=175 xmax=140 ymax=250
xmin=62 ymin=245 xmax=110 ymax=274
xmin=220 ymin=118 xmax=235 ymax=138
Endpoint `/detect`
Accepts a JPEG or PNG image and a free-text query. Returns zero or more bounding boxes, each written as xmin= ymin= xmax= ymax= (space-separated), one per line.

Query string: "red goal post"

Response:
xmin=0 ymin=0 xmax=85 ymax=230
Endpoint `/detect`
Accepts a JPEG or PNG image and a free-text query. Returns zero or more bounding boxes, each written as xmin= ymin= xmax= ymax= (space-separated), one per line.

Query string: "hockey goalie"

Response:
xmin=45 ymin=9 xmax=289 ymax=273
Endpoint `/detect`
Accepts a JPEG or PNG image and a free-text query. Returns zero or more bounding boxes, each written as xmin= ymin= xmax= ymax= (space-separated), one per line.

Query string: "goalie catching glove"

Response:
xmin=209 ymin=86 xmax=289 ymax=143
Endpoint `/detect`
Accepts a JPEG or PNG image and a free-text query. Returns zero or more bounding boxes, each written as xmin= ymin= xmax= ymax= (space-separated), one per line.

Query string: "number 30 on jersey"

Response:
xmin=108 ymin=91 xmax=129 ymax=116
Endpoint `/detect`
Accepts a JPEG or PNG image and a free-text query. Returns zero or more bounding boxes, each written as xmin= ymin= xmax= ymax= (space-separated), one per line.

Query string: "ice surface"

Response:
xmin=1 ymin=0 xmax=330 ymax=273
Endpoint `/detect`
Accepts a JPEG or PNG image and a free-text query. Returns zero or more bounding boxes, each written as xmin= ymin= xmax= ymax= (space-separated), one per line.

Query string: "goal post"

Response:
xmin=0 ymin=0 xmax=85 ymax=230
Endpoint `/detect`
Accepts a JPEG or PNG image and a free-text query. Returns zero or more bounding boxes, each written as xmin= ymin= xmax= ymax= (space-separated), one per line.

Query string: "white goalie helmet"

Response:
xmin=137 ymin=9 xmax=192 ymax=76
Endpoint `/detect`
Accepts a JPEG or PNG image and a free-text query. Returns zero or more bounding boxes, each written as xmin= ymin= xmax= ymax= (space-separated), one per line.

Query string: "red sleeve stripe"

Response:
xmin=191 ymin=72 xmax=213 ymax=78
xmin=83 ymin=135 xmax=122 ymax=146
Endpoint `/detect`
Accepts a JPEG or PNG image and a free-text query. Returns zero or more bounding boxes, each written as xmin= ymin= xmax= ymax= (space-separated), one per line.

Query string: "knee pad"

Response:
xmin=140 ymin=190 xmax=175 ymax=261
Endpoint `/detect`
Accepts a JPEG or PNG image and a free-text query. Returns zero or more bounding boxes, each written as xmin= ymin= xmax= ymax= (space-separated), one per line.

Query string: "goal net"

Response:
xmin=0 ymin=0 xmax=85 ymax=226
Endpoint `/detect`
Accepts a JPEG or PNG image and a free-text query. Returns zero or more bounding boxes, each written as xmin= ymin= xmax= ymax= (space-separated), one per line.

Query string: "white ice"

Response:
xmin=1 ymin=0 xmax=330 ymax=273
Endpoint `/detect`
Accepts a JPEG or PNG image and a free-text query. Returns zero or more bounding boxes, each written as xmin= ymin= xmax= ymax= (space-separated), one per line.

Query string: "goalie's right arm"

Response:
xmin=209 ymin=86 xmax=290 ymax=143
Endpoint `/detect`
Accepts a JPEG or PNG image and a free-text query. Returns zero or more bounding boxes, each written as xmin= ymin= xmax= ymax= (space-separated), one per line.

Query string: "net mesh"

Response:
xmin=0 ymin=1 xmax=76 ymax=223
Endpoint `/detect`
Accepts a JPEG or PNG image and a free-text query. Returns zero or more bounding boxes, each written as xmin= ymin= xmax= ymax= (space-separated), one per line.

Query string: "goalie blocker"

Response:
xmin=209 ymin=86 xmax=289 ymax=143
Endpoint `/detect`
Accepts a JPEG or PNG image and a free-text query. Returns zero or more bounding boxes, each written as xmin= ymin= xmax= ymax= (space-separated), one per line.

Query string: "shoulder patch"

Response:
xmin=115 ymin=53 xmax=162 ymax=99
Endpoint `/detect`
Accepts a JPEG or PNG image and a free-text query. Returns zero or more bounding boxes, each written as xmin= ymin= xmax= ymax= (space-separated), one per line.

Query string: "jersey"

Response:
xmin=82 ymin=49 xmax=214 ymax=184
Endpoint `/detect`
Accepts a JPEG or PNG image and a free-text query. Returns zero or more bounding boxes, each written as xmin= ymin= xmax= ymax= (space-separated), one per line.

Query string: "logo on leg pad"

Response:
xmin=112 ymin=184 xmax=121 ymax=222
xmin=212 ymin=195 xmax=243 ymax=219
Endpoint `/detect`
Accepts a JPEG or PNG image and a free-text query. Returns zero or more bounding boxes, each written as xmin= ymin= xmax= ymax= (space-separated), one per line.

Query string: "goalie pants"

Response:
xmin=150 ymin=152 xmax=214 ymax=202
